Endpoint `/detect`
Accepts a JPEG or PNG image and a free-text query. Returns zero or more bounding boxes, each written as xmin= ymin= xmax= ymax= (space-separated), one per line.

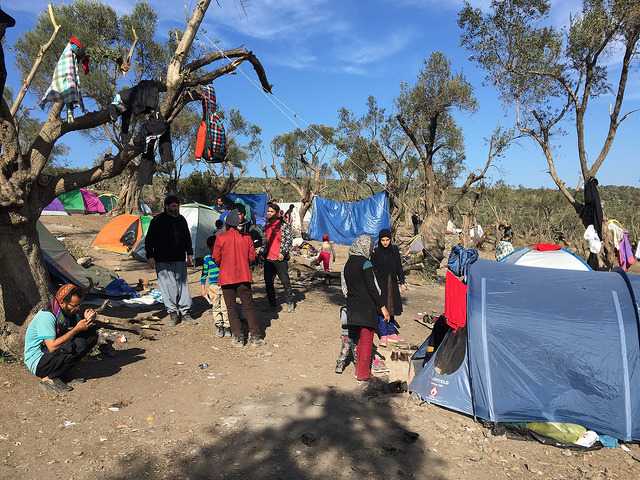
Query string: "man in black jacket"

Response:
xmin=145 ymin=195 xmax=196 ymax=326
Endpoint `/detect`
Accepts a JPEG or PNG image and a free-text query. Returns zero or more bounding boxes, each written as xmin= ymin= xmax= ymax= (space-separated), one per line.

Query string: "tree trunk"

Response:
xmin=0 ymin=214 xmax=51 ymax=355
xmin=420 ymin=212 xmax=448 ymax=271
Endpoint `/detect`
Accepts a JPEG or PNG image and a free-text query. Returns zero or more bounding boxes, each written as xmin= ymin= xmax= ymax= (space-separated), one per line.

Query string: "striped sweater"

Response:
xmin=201 ymin=254 xmax=220 ymax=286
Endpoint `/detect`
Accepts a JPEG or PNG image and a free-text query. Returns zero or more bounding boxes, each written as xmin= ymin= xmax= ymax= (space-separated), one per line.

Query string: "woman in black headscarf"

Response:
xmin=341 ymin=235 xmax=390 ymax=383
xmin=371 ymin=228 xmax=406 ymax=345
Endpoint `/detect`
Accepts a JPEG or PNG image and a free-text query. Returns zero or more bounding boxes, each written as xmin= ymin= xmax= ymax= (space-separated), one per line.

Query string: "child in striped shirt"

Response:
xmin=202 ymin=235 xmax=230 ymax=338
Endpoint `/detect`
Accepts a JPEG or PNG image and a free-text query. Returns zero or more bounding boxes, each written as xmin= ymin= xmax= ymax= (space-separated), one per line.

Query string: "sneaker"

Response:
xmin=216 ymin=326 xmax=225 ymax=338
xmin=231 ymin=336 xmax=244 ymax=348
xmin=40 ymin=378 xmax=73 ymax=392
xmin=224 ymin=327 xmax=232 ymax=338
xmin=167 ymin=312 xmax=179 ymax=327
xmin=377 ymin=359 xmax=390 ymax=372
xmin=335 ymin=361 xmax=344 ymax=374
xmin=379 ymin=336 xmax=388 ymax=347
xmin=355 ymin=376 xmax=370 ymax=385
xmin=387 ymin=334 xmax=404 ymax=342
xmin=371 ymin=359 xmax=383 ymax=373
xmin=182 ymin=313 xmax=198 ymax=325
xmin=250 ymin=335 xmax=266 ymax=347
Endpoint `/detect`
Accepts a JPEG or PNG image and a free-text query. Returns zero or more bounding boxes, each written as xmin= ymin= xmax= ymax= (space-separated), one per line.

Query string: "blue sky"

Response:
xmin=4 ymin=0 xmax=639 ymax=188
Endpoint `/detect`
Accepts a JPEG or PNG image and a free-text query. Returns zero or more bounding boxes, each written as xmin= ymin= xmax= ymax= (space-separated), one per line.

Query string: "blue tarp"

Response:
xmin=306 ymin=191 xmax=391 ymax=245
xmin=226 ymin=193 xmax=269 ymax=220
xmin=410 ymin=259 xmax=640 ymax=441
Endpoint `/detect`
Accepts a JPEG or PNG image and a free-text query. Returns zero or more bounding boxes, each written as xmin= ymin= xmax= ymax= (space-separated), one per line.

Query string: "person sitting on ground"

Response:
xmin=371 ymin=228 xmax=406 ymax=347
xmin=314 ymin=234 xmax=336 ymax=272
xmin=202 ymin=235 xmax=230 ymax=339
xmin=23 ymin=284 xmax=98 ymax=392
xmin=213 ymin=209 xmax=265 ymax=348
xmin=495 ymin=227 xmax=514 ymax=261
xmin=341 ymin=234 xmax=390 ymax=384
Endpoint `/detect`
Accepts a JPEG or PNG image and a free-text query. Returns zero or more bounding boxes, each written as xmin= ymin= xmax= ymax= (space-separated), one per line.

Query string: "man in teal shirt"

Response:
xmin=24 ymin=284 xmax=98 ymax=392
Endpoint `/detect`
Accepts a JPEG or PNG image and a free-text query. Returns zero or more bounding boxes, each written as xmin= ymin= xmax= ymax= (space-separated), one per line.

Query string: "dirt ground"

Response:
xmin=1 ymin=213 xmax=638 ymax=480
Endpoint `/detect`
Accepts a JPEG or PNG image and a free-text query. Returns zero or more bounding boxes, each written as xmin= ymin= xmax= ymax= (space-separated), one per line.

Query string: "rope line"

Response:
xmin=200 ymin=33 xmax=457 ymax=260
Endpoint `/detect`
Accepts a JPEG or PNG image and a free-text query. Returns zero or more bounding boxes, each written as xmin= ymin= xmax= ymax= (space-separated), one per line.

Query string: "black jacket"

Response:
xmin=343 ymin=255 xmax=385 ymax=329
xmin=145 ymin=212 xmax=193 ymax=262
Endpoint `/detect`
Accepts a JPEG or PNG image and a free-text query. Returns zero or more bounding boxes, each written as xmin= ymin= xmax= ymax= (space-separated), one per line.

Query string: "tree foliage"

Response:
xmin=458 ymin=0 xmax=640 ymax=268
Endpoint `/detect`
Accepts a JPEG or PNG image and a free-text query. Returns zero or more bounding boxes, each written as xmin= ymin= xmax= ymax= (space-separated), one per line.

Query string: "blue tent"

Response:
xmin=306 ymin=191 xmax=391 ymax=245
xmin=410 ymin=259 xmax=640 ymax=441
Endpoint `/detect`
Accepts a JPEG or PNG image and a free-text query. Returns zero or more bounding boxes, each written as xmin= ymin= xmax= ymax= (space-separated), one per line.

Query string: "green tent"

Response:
xmin=98 ymin=193 xmax=118 ymax=212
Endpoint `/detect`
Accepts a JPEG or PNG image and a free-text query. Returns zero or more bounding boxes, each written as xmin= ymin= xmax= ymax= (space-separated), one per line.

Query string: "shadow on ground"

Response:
xmin=102 ymin=387 xmax=447 ymax=480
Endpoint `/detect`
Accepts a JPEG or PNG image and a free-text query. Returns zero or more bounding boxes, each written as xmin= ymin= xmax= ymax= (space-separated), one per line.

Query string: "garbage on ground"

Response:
xmin=198 ymin=363 xmax=208 ymax=369
xmin=301 ymin=432 xmax=317 ymax=446
xmin=117 ymin=335 xmax=127 ymax=344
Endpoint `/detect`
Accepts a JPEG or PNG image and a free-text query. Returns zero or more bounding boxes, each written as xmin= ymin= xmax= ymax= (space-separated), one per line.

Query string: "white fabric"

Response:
xmin=584 ymin=225 xmax=602 ymax=254
xmin=608 ymin=221 xmax=624 ymax=246
xmin=469 ymin=225 xmax=484 ymax=238
xmin=635 ymin=241 xmax=640 ymax=260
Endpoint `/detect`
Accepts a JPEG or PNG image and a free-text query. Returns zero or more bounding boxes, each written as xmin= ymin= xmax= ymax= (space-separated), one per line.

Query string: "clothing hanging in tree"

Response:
xmin=133 ymin=111 xmax=173 ymax=185
xmin=195 ymin=85 xmax=227 ymax=163
xmin=577 ymin=178 xmax=603 ymax=238
xmin=109 ymin=80 xmax=159 ymax=134
xmin=0 ymin=9 xmax=15 ymax=97
xmin=39 ymin=37 xmax=87 ymax=122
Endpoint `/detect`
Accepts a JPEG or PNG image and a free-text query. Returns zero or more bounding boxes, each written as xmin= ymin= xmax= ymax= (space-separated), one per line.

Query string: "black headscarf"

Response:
xmin=372 ymin=229 xmax=399 ymax=278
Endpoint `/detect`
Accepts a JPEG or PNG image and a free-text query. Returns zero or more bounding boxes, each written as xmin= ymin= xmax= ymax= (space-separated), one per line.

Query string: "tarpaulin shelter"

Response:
xmin=92 ymin=214 xmax=151 ymax=255
xmin=306 ymin=191 xmax=391 ymax=245
xmin=97 ymin=193 xmax=118 ymax=212
xmin=409 ymin=259 xmax=640 ymax=441
xmin=41 ymin=197 xmax=69 ymax=216
xmin=226 ymin=193 xmax=269 ymax=224
xmin=181 ymin=203 xmax=221 ymax=259
xmin=37 ymin=221 xmax=121 ymax=295
xmin=58 ymin=189 xmax=106 ymax=214
xmin=500 ymin=243 xmax=592 ymax=271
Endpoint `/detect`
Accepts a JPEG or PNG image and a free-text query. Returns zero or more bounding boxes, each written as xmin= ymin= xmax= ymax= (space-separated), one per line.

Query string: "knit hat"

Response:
xmin=225 ymin=209 xmax=240 ymax=227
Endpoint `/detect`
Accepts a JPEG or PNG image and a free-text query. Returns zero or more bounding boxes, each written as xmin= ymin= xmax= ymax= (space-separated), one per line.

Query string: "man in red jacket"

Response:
xmin=213 ymin=209 xmax=265 ymax=348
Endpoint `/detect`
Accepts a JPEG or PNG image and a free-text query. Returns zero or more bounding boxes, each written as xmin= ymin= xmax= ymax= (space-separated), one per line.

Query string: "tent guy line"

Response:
xmin=205 ymin=33 xmax=456 ymax=254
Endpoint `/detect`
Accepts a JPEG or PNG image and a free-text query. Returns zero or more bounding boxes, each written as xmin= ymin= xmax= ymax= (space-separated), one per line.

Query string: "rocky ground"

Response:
xmin=0 ymin=214 xmax=638 ymax=480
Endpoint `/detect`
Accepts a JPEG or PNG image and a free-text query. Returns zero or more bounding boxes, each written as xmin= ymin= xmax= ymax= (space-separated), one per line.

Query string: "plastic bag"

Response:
xmin=526 ymin=422 xmax=586 ymax=444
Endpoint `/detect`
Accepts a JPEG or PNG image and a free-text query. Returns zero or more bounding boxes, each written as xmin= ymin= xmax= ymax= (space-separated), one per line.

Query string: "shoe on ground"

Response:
xmin=355 ymin=376 xmax=370 ymax=385
xmin=377 ymin=359 xmax=390 ymax=372
xmin=250 ymin=335 xmax=266 ymax=347
xmin=182 ymin=313 xmax=198 ymax=325
xmin=387 ymin=334 xmax=403 ymax=342
xmin=379 ymin=336 xmax=388 ymax=347
xmin=216 ymin=326 xmax=225 ymax=338
xmin=40 ymin=378 xmax=73 ymax=392
xmin=231 ymin=336 xmax=245 ymax=348
xmin=335 ymin=361 xmax=344 ymax=374
xmin=371 ymin=359 xmax=382 ymax=373
xmin=167 ymin=312 xmax=179 ymax=327
xmin=286 ymin=303 xmax=295 ymax=313
xmin=224 ymin=327 xmax=232 ymax=338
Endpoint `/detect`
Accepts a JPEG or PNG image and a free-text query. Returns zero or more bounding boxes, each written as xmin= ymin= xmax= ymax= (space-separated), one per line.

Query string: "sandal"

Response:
xmin=40 ymin=378 xmax=73 ymax=392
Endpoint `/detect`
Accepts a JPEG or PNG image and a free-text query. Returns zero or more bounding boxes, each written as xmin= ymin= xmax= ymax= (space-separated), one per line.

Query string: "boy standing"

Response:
xmin=201 ymin=236 xmax=230 ymax=338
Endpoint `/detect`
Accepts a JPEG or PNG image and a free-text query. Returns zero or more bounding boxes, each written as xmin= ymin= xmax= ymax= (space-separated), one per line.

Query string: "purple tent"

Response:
xmin=41 ymin=197 xmax=69 ymax=216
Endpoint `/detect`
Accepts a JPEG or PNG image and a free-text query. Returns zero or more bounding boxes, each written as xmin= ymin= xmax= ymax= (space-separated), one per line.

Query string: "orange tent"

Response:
xmin=92 ymin=214 xmax=151 ymax=255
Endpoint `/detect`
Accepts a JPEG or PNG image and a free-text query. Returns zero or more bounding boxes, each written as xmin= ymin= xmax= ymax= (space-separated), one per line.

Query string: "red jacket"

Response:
xmin=212 ymin=228 xmax=255 ymax=286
